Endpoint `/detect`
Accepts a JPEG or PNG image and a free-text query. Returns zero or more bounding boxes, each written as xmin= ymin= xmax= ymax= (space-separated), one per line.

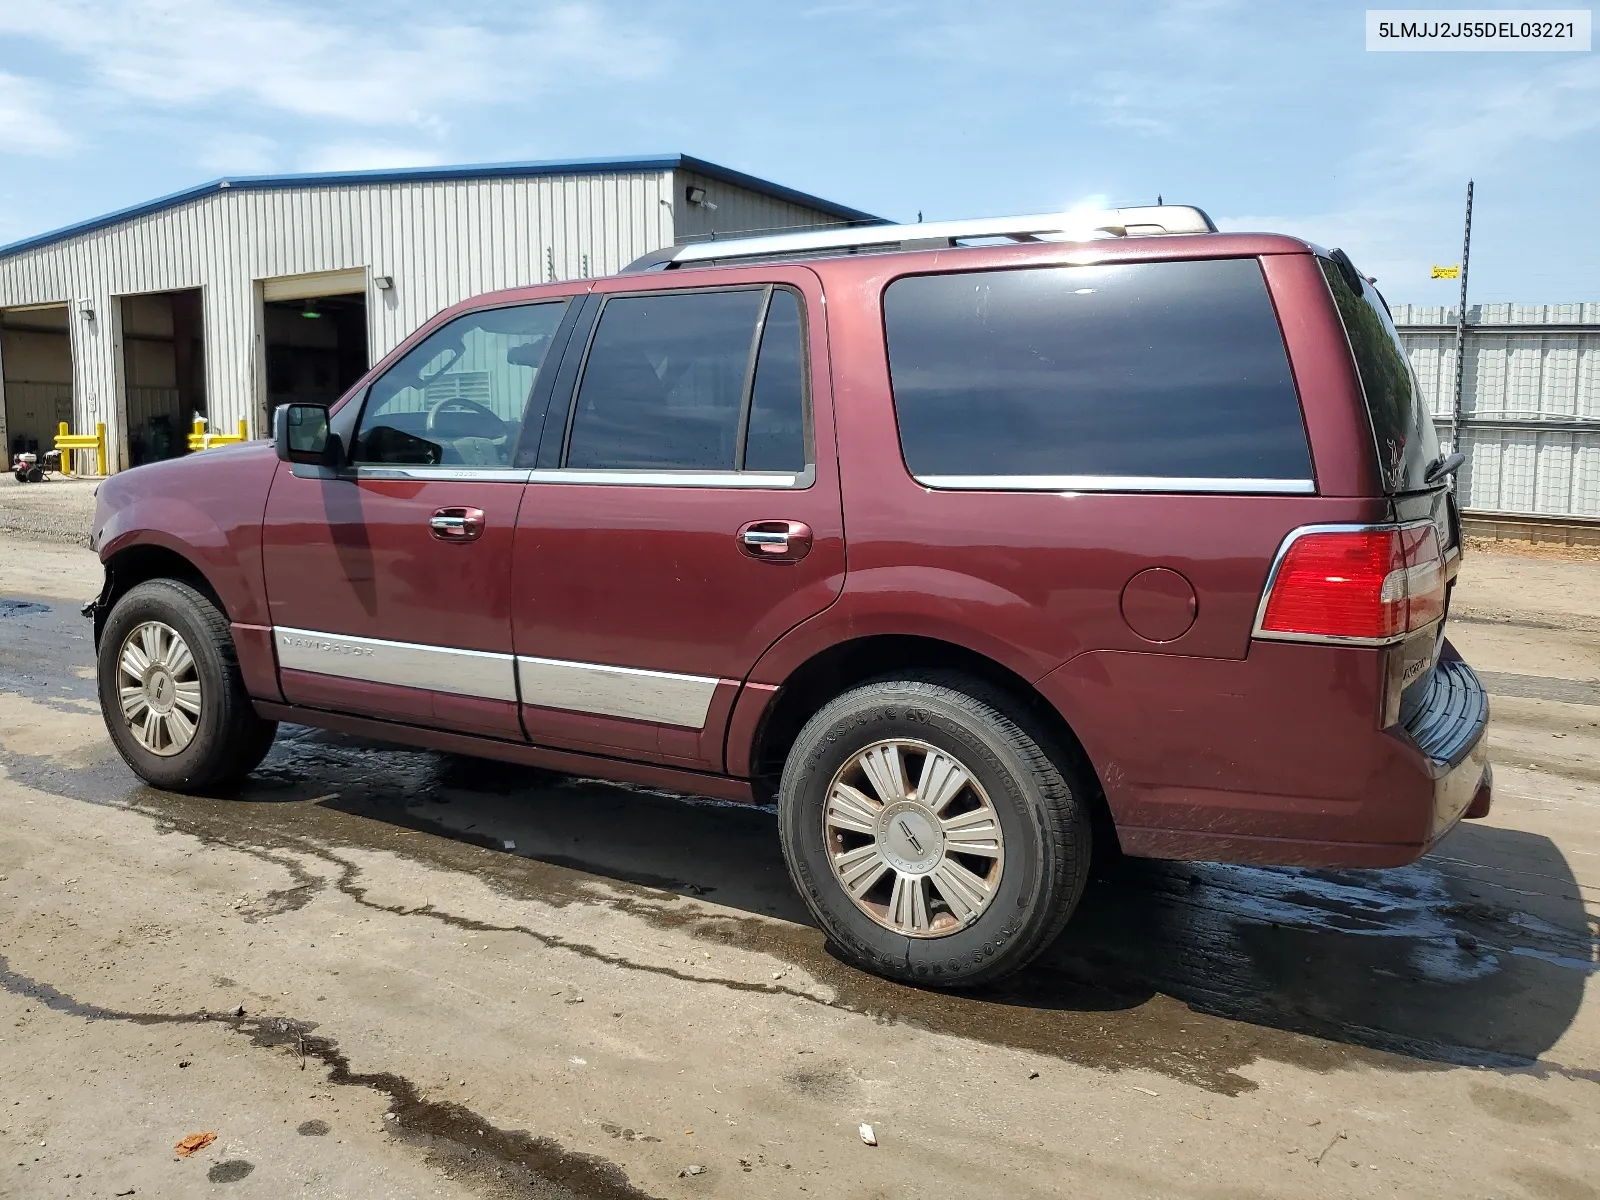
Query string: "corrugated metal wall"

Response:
xmin=0 ymin=167 xmax=850 ymax=472
xmin=1392 ymin=304 xmax=1600 ymax=519
xmin=673 ymin=169 xmax=855 ymax=243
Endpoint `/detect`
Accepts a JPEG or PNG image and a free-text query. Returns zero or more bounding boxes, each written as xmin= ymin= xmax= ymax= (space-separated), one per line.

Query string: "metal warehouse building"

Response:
xmin=0 ymin=154 xmax=874 ymax=473
xmin=1392 ymin=304 xmax=1600 ymax=521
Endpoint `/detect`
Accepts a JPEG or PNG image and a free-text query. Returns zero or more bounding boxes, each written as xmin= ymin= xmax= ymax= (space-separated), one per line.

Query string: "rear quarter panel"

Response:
xmin=746 ymin=240 xmax=1387 ymax=682
xmin=734 ymin=240 xmax=1405 ymax=855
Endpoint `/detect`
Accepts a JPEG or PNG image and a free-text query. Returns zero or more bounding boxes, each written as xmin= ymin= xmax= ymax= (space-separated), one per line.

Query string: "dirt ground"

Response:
xmin=1 ymin=527 xmax=1596 ymax=1200
xmin=0 ymin=475 xmax=98 ymax=547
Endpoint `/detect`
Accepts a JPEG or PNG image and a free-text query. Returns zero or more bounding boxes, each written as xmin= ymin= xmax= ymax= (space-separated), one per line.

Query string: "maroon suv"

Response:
xmin=87 ymin=206 xmax=1492 ymax=987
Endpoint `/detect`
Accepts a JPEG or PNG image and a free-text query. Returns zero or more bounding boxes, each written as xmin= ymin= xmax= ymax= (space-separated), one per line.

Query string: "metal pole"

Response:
xmin=1449 ymin=180 xmax=1474 ymax=454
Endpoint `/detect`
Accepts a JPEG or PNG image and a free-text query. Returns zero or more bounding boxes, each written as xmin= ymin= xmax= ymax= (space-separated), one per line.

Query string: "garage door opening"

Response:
xmin=120 ymin=289 xmax=205 ymax=466
xmin=264 ymin=286 xmax=369 ymax=419
xmin=1 ymin=304 xmax=74 ymax=462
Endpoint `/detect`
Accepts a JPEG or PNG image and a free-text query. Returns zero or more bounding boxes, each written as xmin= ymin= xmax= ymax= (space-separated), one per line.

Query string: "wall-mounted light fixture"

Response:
xmin=78 ymin=299 xmax=95 ymax=322
xmin=372 ymin=274 xmax=394 ymax=291
xmin=685 ymin=186 xmax=717 ymax=211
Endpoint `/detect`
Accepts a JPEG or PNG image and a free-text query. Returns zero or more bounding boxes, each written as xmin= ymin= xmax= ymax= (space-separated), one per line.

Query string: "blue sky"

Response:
xmin=0 ymin=0 xmax=1595 ymax=304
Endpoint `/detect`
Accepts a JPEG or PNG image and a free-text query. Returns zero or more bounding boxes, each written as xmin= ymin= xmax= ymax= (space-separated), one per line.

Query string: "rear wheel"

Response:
xmin=97 ymin=579 xmax=278 ymax=792
xmin=778 ymin=674 xmax=1091 ymax=987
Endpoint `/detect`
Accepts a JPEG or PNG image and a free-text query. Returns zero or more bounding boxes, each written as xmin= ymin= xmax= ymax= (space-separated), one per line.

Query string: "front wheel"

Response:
xmin=777 ymin=674 xmax=1092 ymax=988
xmin=97 ymin=578 xmax=278 ymax=793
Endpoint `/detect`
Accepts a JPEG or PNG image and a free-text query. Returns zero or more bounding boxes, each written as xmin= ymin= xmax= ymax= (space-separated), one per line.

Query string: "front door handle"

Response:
xmin=430 ymin=507 xmax=486 ymax=542
xmin=738 ymin=520 xmax=813 ymax=562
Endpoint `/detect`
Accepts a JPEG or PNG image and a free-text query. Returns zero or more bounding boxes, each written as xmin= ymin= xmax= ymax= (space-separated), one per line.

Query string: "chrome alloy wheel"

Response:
xmin=823 ymin=738 xmax=1005 ymax=937
xmin=116 ymin=620 xmax=202 ymax=756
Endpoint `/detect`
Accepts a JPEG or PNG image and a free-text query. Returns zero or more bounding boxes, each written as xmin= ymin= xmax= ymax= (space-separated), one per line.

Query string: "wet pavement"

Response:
xmin=2 ymin=586 xmax=1598 ymax=1199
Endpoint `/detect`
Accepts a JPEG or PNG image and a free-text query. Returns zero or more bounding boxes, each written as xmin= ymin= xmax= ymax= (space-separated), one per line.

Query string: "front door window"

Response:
xmin=354 ymin=301 xmax=568 ymax=467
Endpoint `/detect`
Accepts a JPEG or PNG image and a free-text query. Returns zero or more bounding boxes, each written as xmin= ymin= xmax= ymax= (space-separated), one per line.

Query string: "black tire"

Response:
xmin=777 ymin=673 xmax=1092 ymax=988
xmin=97 ymin=578 xmax=278 ymax=793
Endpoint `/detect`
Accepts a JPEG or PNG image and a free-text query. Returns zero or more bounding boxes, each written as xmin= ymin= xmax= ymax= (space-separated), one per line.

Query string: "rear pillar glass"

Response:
xmin=882 ymin=258 xmax=1314 ymax=487
xmin=1318 ymin=258 xmax=1442 ymax=493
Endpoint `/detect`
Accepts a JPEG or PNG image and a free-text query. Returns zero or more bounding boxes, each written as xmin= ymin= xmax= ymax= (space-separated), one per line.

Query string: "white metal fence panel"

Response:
xmin=1392 ymin=304 xmax=1600 ymax=519
xmin=1459 ymin=429 xmax=1600 ymax=518
xmin=1404 ymin=332 xmax=1455 ymax=419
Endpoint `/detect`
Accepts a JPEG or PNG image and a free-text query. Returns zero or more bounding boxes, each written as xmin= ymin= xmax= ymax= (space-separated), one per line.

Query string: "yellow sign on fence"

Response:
xmin=1432 ymin=264 xmax=1461 ymax=280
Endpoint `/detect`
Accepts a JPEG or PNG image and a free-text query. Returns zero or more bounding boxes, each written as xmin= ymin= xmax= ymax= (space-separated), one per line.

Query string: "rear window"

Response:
xmin=882 ymin=258 xmax=1314 ymax=489
xmin=1318 ymin=256 xmax=1442 ymax=493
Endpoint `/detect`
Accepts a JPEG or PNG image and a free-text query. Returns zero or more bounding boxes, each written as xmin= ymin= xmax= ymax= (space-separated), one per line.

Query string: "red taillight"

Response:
xmin=1257 ymin=524 xmax=1445 ymax=643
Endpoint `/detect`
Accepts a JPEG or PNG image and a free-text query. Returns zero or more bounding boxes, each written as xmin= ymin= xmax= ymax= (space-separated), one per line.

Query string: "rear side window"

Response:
xmin=883 ymin=259 xmax=1314 ymax=489
xmin=1318 ymin=257 xmax=1442 ymax=493
xmin=564 ymin=286 xmax=807 ymax=473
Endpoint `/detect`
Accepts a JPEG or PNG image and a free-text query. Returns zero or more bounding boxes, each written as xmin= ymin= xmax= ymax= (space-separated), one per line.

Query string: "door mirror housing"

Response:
xmin=274 ymin=403 xmax=342 ymax=467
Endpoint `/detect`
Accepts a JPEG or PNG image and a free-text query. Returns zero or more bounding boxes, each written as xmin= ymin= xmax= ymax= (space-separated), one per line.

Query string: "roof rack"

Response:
xmin=624 ymin=205 xmax=1217 ymax=272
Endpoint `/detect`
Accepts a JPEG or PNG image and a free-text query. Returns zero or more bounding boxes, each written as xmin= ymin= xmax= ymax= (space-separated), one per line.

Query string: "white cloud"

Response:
xmin=1067 ymin=69 xmax=1237 ymax=138
xmin=1215 ymin=204 xmax=1430 ymax=293
xmin=1362 ymin=57 xmax=1600 ymax=189
xmin=0 ymin=72 xmax=74 ymax=156
xmin=0 ymin=1 xmax=670 ymax=127
xmin=297 ymin=142 xmax=451 ymax=173
xmin=196 ymin=133 xmax=279 ymax=175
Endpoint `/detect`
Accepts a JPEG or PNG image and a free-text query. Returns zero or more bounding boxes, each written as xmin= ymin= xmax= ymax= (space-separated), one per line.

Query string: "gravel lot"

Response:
xmin=0 ymin=473 xmax=98 ymax=546
xmin=2 ymin=489 xmax=1598 ymax=1199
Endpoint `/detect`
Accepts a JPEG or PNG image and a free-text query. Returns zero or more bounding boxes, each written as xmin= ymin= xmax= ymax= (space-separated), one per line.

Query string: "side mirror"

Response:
xmin=274 ymin=404 xmax=341 ymax=467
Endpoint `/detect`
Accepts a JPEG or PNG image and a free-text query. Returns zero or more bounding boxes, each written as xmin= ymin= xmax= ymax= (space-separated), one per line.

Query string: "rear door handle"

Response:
xmin=430 ymin=507 xmax=486 ymax=542
xmin=738 ymin=520 xmax=813 ymax=562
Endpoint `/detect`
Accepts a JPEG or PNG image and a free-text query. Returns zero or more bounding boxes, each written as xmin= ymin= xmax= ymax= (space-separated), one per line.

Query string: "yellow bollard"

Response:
xmin=54 ymin=420 xmax=107 ymax=477
xmin=186 ymin=416 xmax=251 ymax=452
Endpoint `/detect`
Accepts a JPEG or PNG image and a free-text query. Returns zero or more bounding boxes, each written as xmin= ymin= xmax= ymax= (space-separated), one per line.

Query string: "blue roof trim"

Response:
xmin=0 ymin=153 xmax=882 ymax=260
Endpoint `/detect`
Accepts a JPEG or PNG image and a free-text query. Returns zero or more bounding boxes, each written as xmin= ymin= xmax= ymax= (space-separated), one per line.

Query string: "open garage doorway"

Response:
xmin=119 ymin=289 xmax=205 ymax=466
xmin=262 ymin=271 xmax=369 ymax=422
xmin=1 ymin=304 xmax=74 ymax=463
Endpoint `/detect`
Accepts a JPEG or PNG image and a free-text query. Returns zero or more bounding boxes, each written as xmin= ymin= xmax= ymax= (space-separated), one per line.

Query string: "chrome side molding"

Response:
xmin=525 ymin=468 xmax=804 ymax=489
xmin=273 ymin=628 xmax=519 ymax=701
xmin=915 ymin=475 xmax=1317 ymax=495
xmin=517 ymin=656 xmax=718 ymax=728
xmin=272 ymin=626 xmax=718 ymax=728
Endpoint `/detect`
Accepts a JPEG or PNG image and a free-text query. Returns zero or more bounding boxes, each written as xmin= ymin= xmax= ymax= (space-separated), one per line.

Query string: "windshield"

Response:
xmin=1319 ymin=255 xmax=1443 ymax=493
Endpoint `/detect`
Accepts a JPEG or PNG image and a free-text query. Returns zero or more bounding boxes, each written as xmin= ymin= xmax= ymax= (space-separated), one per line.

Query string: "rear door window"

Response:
xmin=1318 ymin=256 xmax=1443 ymax=493
xmin=562 ymin=286 xmax=808 ymax=474
xmin=882 ymin=258 xmax=1314 ymax=489
xmin=744 ymin=288 xmax=808 ymax=472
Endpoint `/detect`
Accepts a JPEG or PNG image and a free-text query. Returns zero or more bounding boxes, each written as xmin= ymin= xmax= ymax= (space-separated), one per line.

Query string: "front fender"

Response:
xmin=93 ymin=448 xmax=278 ymax=626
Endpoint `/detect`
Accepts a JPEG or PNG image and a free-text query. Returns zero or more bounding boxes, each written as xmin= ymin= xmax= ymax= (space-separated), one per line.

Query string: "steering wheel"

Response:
xmin=425 ymin=396 xmax=508 ymax=441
